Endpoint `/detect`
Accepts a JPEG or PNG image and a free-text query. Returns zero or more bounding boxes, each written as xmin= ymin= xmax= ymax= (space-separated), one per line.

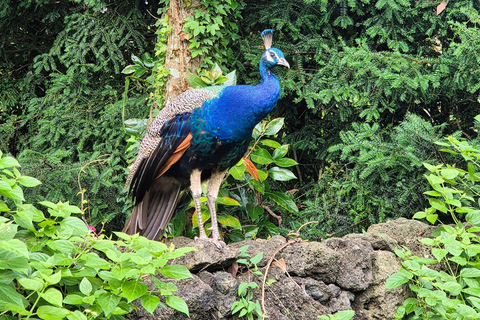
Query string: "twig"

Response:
xmin=293 ymin=149 xmax=302 ymax=183
xmin=286 ymin=220 xmax=319 ymax=240
xmin=261 ymin=238 xmax=302 ymax=319
xmin=261 ymin=205 xmax=282 ymax=226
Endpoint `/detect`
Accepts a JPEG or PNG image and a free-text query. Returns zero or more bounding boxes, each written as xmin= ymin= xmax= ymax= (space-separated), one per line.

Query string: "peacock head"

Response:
xmin=261 ymin=29 xmax=290 ymax=69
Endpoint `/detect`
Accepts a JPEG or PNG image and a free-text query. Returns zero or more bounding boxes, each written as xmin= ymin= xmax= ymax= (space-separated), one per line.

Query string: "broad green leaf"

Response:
xmin=428 ymin=198 xmax=447 ymax=213
xmin=260 ymin=139 xmax=281 ymax=149
xmin=441 ymin=168 xmax=459 ymax=180
xmin=166 ymin=295 xmax=189 ymax=316
xmin=274 ymin=157 xmax=298 ymax=167
xmin=61 ymin=217 xmax=89 ymax=238
xmin=229 ymin=162 xmax=245 ymax=180
xmin=141 ymin=294 xmax=160 ymax=314
xmin=0 ymin=222 xmax=17 ymax=241
xmin=17 ymin=176 xmax=41 ymax=187
xmin=385 ymin=269 xmax=413 ymax=288
xmin=264 ymin=191 xmax=298 ymax=213
xmin=268 ymin=167 xmax=296 ymax=181
xmin=0 ymin=239 xmax=29 ymax=258
xmin=98 ymin=292 xmax=121 ymax=316
xmin=47 ymin=240 xmax=76 ymax=253
xmin=218 ymin=215 xmax=241 ymax=229
xmin=122 ymin=280 xmax=148 ymax=302
xmin=250 ymin=148 xmax=274 ymax=165
xmin=466 ymin=210 xmax=480 ymax=226
xmin=0 ymin=157 xmax=20 ymax=168
xmin=160 ymin=265 xmax=193 ymax=280
xmin=122 ymin=65 xmax=137 ymax=74
xmin=41 ymin=288 xmax=63 ymax=307
xmin=0 ymin=282 xmax=27 ymax=310
xmin=37 ymin=306 xmax=71 ymax=320
xmin=67 ymin=310 xmax=87 ymax=320
xmin=264 ymin=118 xmax=284 ymax=136
xmin=460 ymin=268 xmax=480 ymax=278
xmin=79 ymin=277 xmax=92 ymax=295
xmin=0 ymin=249 xmax=29 ymax=271
xmin=17 ymin=277 xmax=44 ymax=291
xmin=63 ymin=294 xmax=84 ymax=305
xmin=216 ymin=197 xmax=240 ymax=206
xmin=333 ymin=310 xmax=355 ymax=320
xmin=250 ymin=252 xmax=263 ymax=265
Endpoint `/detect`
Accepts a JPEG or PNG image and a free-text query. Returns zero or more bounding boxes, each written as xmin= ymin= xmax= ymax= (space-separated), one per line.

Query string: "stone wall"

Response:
xmin=126 ymin=218 xmax=437 ymax=320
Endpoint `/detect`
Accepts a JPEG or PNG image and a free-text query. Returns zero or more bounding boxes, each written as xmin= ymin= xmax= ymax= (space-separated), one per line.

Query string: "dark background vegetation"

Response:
xmin=1 ymin=0 xmax=480 ymax=240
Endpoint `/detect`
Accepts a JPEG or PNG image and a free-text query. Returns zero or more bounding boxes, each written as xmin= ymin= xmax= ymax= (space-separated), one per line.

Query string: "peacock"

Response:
xmin=123 ymin=30 xmax=289 ymax=245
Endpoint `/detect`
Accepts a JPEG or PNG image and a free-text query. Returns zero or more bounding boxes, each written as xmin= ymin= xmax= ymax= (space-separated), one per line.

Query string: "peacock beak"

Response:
xmin=277 ymin=58 xmax=290 ymax=68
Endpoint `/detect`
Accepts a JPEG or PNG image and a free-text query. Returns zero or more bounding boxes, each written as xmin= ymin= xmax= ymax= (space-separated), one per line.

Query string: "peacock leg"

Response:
xmin=191 ymin=169 xmax=207 ymax=239
xmin=207 ymin=170 xmax=227 ymax=242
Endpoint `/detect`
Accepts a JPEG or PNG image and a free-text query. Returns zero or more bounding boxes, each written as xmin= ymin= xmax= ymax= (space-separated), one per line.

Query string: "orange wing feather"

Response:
xmin=155 ymin=133 xmax=192 ymax=179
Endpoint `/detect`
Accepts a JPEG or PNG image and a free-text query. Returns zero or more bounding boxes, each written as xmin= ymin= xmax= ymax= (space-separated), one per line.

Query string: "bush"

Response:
xmin=0 ymin=151 xmax=194 ymax=320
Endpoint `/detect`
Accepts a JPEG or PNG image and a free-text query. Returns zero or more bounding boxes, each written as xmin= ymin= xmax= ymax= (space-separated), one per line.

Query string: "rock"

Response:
xmin=127 ymin=218 xmax=433 ymax=320
xmin=323 ymin=238 xmax=374 ymax=291
xmin=353 ymin=250 xmax=410 ymax=320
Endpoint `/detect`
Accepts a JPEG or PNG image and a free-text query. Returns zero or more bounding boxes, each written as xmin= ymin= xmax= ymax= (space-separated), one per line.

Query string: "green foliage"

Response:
xmin=318 ymin=310 xmax=355 ymax=320
xmin=182 ymin=0 xmax=245 ymax=67
xmin=233 ymin=0 xmax=480 ymax=236
xmin=0 ymin=151 xmax=194 ymax=319
xmin=0 ymin=1 xmax=157 ymax=233
xmin=221 ymin=117 xmax=298 ymax=242
xmin=231 ymin=245 xmax=264 ymax=320
xmin=386 ymin=135 xmax=480 ymax=319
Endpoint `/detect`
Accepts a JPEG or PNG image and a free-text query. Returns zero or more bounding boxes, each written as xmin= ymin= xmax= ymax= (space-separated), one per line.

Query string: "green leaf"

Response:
xmin=98 ymin=292 xmax=121 ymax=316
xmin=0 ymin=239 xmax=29 ymax=258
xmin=0 ymin=157 xmax=20 ymax=168
xmin=260 ymin=139 xmax=282 ymax=149
xmin=16 ymin=176 xmax=42 ymax=187
xmin=333 ymin=310 xmax=355 ymax=320
xmin=229 ymin=162 xmax=246 ymax=180
xmin=264 ymin=118 xmax=284 ymax=136
xmin=274 ymin=157 xmax=298 ymax=167
xmin=141 ymin=294 xmax=160 ymax=314
xmin=63 ymin=294 xmax=84 ymax=305
xmin=79 ymin=277 xmax=92 ymax=295
xmin=41 ymin=288 xmax=63 ymax=307
xmin=122 ymin=280 xmax=148 ymax=302
xmin=460 ymin=268 xmax=480 ymax=278
xmin=47 ymin=240 xmax=76 ymax=253
xmin=37 ymin=306 xmax=71 ymax=320
xmin=466 ymin=210 xmax=480 ymax=226
xmin=17 ymin=278 xmax=44 ymax=291
xmin=250 ymin=252 xmax=263 ymax=265
xmin=385 ymin=269 xmax=413 ymax=288
xmin=268 ymin=167 xmax=296 ymax=181
xmin=216 ymin=197 xmax=240 ymax=206
xmin=218 ymin=215 xmax=242 ymax=229
xmin=264 ymin=191 xmax=298 ymax=213
xmin=250 ymin=149 xmax=274 ymax=165
xmin=428 ymin=198 xmax=447 ymax=213
xmin=160 ymin=265 xmax=193 ymax=280
xmin=166 ymin=295 xmax=189 ymax=316
xmin=0 ymin=283 xmax=27 ymax=310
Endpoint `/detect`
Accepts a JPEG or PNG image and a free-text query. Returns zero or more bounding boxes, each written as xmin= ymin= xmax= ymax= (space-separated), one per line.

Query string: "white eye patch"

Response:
xmin=266 ymin=50 xmax=278 ymax=63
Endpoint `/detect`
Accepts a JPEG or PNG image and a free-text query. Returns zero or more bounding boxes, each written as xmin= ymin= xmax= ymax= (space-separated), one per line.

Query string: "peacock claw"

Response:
xmin=194 ymin=236 xmax=226 ymax=250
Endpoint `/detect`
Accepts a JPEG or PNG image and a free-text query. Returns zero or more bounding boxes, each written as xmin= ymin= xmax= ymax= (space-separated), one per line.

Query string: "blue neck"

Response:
xmin=194 ymin=60 xmax=281 ymax=141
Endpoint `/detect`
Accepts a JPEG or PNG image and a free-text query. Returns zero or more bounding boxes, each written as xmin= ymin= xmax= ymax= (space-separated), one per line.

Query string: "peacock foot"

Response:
xmin=194 ymin=236 xmax=225 ymax=250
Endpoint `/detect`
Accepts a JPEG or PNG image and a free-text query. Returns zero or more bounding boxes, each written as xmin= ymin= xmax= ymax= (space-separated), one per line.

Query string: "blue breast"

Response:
xmin=192 ymin=74 xmax=281 ymax=142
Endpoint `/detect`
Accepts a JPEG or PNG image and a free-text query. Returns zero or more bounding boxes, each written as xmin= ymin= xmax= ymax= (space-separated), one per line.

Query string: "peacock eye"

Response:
xmin=269 ymin=52 xmax=275 ymax=58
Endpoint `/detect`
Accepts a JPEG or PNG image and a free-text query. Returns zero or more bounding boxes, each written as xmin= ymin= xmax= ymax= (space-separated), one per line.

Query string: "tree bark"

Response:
xmin=164 ymin=0 xmax=203 ymax=103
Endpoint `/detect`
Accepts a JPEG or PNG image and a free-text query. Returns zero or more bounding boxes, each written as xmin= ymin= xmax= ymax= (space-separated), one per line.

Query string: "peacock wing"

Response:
xmin=125 ymin=87 xmax=223 ymax=190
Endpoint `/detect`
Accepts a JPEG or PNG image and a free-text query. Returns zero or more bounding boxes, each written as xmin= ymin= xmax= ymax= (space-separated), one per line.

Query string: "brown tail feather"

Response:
xmin=123 ymin=176 xmax=183 ymax=241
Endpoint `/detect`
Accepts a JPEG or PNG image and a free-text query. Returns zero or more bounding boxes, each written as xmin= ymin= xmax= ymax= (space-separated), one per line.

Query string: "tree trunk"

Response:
xmin=164 ymin=0 xmax=203 ymax=103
